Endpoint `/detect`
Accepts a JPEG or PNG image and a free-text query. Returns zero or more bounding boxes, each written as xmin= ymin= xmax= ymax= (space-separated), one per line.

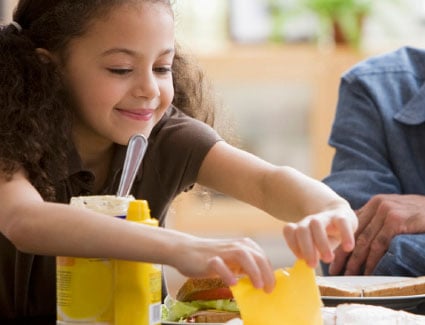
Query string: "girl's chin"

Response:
xmin=121 ymin=130 xmax=151 ymax=144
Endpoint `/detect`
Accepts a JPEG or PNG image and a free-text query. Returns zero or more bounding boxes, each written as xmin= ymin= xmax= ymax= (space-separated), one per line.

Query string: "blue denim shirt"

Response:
xmin=323 ymin=46 xmax=425 ymax=209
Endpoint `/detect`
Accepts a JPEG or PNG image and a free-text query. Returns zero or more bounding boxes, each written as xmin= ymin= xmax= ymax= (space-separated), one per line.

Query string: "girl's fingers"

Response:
xmin=335 ymin=216 xmax=356 ymax=252
xmin=295 ymin=224 xmax=319 ymax=268
xmin=232 ymin=246 xmax=263 ymax=289
xmin=285 ymin=222 xmax=319 ymax=267
xmin=284 ymin=213 xmax=356 ymax=267
xmin=237 ymin=238 xmax=276 ymax=292
xmin=209 ymin=238 xmax=275 ymax=292
xmin=283 ymin=223 xmax=303 ymax=259
xmin=207 ymin=256 xmax=237 ymax=286
xmin=310 ymin=219 xmax=334 ymax=263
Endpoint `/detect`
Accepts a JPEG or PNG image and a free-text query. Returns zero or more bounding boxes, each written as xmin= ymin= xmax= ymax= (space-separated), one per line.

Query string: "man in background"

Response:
xmin=323 ymin=46 xmax=425 ymax=277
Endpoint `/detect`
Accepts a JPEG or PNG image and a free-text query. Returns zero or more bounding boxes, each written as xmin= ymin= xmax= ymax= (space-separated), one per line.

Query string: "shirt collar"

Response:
xmin=394 ymin=82 xmax=425 ymax=125
xmin=55 ymin=142 xmax=144 ymax=183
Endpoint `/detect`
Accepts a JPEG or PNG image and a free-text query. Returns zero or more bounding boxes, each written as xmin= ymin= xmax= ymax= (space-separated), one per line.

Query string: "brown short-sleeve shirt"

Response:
xmin=0 ymin=106 xmax=221 ymax=320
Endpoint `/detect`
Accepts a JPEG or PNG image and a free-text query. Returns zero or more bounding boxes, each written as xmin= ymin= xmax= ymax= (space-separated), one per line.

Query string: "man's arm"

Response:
xmin=323 ymin=75 xmax=402 ymax=275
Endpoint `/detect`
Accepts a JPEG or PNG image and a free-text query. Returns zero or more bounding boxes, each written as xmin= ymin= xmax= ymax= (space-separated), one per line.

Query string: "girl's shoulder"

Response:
xmin=150 ymin=106 xmax=222 ymax=145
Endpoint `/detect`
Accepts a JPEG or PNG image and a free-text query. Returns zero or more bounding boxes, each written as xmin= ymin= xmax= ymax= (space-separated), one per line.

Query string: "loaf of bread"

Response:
xmin=317 ymin=276 xmax=425 ymax=297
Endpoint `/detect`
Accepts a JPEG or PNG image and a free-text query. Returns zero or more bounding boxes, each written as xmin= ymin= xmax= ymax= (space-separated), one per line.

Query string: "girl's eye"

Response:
xmin=154 ymin=66 xmax=172 ymax=74
xmin=107 ymin=68 xmax=133 ymax=75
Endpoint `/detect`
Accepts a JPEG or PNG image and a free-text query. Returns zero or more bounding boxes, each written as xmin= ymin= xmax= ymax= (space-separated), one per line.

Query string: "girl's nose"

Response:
xmin=132 ymin=72 xmax=160 ymax=99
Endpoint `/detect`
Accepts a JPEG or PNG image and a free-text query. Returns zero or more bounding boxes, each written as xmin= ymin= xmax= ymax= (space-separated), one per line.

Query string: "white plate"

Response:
xmin=320 ymin=276 xmax=425 ymax=312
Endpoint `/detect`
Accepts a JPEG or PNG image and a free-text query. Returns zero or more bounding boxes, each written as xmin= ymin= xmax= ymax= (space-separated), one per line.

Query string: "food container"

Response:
xmin=56 ymin=195 xmax=134 ymax=324
xmin=115 ymin=199 xmax=162 ymax=325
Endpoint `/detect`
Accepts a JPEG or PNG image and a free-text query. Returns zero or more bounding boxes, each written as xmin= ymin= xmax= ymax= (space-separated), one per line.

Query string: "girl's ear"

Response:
xmin=35 ymin=48 xmax=56 ymax=64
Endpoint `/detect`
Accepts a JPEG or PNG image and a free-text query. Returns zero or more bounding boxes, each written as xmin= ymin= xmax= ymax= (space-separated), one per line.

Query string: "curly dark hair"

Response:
xmin=0 ymin=0 xmax=218 ymax=201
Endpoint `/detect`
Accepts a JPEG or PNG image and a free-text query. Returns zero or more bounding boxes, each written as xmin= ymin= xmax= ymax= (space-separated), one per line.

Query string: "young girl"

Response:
xmin=0 ymin=0 xmax=357 ymax=320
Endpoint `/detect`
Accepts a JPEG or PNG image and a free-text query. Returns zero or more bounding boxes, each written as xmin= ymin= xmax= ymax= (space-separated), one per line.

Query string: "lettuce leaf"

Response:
xmin=162 ymin=295 xmax=239 ymax=321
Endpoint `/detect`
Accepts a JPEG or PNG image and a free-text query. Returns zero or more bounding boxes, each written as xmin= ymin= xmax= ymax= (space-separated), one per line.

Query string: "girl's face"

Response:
xmin=59 ymin=2 xmax=175 ymax=146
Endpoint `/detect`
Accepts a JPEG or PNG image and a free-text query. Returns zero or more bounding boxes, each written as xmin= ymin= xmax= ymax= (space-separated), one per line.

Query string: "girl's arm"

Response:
xmin=197 ymin=141 xmax=358 ymax=267
xmin=0 ymin=170 xmax=275 ymax=291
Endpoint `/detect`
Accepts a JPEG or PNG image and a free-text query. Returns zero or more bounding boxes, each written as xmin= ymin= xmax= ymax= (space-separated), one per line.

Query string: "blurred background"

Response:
xmin=3 ymin=0 xmax=425 ymax=294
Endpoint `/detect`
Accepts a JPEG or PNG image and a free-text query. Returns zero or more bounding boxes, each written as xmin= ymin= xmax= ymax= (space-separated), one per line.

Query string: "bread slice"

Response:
xmin=316 ymin=276 xmax=362 ymax=297
xmin=317 ymin=276 xmax=425 ymax=298
xmin=186 ymin=310 xmax=240 ymax=323
xmin=176 ymin=278 xmax=231 ymax=302
xmin=363 ymin=276 xmax=425 ymax=297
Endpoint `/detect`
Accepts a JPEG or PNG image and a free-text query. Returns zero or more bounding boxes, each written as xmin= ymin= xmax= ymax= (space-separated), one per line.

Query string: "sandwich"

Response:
xmin=316 ymin=275 xmax=425 ymax=297
xmin=162 ymin=278 xmax=240 ymax=323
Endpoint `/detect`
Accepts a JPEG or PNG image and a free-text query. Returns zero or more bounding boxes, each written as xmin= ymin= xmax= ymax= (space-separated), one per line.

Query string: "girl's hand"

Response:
xmin=170 ymin=237 xmax=276 ymax=293
xmin=283 ymin=203 xmax=358 ymax=268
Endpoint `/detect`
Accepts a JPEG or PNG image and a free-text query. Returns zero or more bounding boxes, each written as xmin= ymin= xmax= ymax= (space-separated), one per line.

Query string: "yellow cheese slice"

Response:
xmin=230 ymin=260 xmax=323 ymax=325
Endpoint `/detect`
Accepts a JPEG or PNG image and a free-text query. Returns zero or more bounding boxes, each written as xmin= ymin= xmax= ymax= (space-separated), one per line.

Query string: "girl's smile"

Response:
xmin=115 ymin=108 xmax=155 ymax=122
